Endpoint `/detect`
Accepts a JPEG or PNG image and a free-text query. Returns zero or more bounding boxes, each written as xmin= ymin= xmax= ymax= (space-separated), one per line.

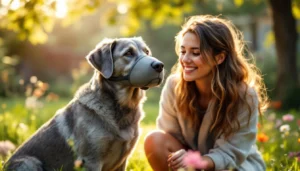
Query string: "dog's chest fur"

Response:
xmin=55 ymin=82 xmax=144 ymax=170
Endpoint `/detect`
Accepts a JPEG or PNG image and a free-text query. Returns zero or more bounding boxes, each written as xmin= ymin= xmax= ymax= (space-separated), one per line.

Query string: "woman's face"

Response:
xmin=179 ymin=32 xmax=213 ymax=82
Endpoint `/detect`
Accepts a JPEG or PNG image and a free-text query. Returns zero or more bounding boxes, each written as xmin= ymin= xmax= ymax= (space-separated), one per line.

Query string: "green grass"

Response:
xmin=0 ymin=96 xmax=300 ymax=171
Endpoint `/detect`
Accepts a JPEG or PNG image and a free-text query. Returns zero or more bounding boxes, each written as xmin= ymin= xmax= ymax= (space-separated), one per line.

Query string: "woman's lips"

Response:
xmin=184 ymin=67 xmax=197 ymax=74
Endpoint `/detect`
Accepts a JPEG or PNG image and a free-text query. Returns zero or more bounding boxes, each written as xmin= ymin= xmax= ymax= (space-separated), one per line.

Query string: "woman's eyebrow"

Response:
xmin=180 ymin=46 xmax=199 ymax=50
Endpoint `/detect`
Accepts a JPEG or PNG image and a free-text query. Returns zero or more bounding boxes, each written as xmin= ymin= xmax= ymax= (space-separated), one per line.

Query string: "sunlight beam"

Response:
xmin=55 ymin=0 xmax=67 ymax=18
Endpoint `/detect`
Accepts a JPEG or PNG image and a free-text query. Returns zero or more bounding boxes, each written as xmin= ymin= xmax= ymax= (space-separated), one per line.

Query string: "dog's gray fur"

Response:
xmin=4 ymin=37 xmax=164 ymax=171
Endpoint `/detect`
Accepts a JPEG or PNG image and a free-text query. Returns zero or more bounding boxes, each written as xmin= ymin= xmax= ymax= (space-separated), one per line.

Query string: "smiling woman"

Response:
xmin=144 ymin=15 xmax=268 ymax=171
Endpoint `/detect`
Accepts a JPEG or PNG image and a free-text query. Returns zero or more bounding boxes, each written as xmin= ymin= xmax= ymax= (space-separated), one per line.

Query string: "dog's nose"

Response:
xmin=151 ymin=61 xmax=164 ymax=73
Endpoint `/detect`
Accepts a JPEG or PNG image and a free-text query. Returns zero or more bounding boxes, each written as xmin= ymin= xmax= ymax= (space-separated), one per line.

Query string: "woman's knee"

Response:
xmin=144 ymin=130 xmax=166 ymax=151
xmin=144 ymin=130 xmax=184 ymax=154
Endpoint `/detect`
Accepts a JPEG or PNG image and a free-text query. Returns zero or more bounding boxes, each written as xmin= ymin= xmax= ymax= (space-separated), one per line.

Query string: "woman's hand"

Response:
xmin=167 ymin=149 xmax=187 ymax=170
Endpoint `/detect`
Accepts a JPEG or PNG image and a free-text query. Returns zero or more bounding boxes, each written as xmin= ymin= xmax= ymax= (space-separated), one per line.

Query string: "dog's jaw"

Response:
xmin=115 ymin=85 xmax=146 ymax=109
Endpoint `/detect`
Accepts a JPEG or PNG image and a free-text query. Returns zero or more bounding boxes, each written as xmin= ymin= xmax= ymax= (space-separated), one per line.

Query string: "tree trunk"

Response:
xmin=250 ymin=15 xmax=258 ymax=51
xmin=268 ymin=0 xmax=299 ymax=109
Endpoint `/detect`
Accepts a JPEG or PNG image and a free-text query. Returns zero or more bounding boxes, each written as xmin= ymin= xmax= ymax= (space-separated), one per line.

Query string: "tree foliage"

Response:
xmin=0 ymin=0 xmax=195 ymax=44
xmin=0 ymin=0 xmax=300 ymax=44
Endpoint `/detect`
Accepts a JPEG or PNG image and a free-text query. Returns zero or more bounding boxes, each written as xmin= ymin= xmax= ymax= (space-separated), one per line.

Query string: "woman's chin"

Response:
xmin=183 ymin=76 xmax=195 ymax=82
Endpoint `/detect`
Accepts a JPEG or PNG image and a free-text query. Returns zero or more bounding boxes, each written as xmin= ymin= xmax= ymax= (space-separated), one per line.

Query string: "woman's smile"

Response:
xmin=183 ymin=66 xmax=197 ymax=73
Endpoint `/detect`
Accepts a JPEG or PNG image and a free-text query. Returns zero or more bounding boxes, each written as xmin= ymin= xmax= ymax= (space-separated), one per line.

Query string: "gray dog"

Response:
xmin=4 ymin=37 xmax=164 ymax=171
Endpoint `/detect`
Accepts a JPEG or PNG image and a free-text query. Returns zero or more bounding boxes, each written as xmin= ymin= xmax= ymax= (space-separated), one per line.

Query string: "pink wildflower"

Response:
xmin=282 ymin=114 xmax=294 ymax=122
xmin=0 ymin=140 xmax=16 ymax=157
xmin=288 ymin=151 xmax=300 ymax=158
xmin=275 ymin=119 xmax=282 ymax=128
xmin=183 ymin=150 xmax=208 ymax=169
xmin=288 ymin=152 xmax=297 ymax=158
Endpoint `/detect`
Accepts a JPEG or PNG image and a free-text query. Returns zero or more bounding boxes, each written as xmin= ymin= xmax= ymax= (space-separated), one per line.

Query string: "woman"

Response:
xmin=144 ymin=15 xmax=268 ymax=171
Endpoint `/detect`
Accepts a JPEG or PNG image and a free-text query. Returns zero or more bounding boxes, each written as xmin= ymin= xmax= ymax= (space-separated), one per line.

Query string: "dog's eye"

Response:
xmin=124 ymin=51 xmax=133 ymax=57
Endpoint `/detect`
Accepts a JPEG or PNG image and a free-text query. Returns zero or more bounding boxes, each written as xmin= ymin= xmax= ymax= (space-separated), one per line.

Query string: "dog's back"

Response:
xmin=4 ymin=118 xmax=75 ymax=171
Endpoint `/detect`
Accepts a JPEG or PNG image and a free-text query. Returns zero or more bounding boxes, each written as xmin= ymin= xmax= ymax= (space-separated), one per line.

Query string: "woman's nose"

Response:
xmin=181 ymin=53 xmax=191 ymax=63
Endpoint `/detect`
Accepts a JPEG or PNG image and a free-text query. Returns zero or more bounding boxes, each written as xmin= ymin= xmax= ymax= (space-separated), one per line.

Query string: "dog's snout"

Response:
xmin=151 ymin=61 xmax=164 ymax=73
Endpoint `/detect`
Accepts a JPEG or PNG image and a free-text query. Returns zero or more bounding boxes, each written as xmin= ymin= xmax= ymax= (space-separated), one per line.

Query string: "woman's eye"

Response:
xmin=193 ymin=53 xmax=200 ymax=56
xmin=180 ymin=51 xmax=186 ymax=54
xmin=125 ymin=51 xmax=133 ymax=56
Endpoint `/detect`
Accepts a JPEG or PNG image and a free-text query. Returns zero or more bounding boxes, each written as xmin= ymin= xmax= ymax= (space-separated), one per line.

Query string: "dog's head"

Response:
xmin=86 ymin=37 xmax=164 ymax=89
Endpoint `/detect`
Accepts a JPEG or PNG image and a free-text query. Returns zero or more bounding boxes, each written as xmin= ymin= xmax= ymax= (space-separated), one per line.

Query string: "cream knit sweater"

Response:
xmin=157 ymin=75 xmax=266 ymax=171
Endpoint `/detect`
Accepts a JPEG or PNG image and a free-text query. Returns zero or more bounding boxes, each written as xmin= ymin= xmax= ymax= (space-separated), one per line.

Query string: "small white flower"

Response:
xmin=267 ymin=113 xmax=276 ymax=121
xmin=279 ymin=124 xmax=290 ymax=132
xmin=25 ymin=96 xmax=44 ymax=109
xmin=18 ymin=123 xmax=28 ymax=131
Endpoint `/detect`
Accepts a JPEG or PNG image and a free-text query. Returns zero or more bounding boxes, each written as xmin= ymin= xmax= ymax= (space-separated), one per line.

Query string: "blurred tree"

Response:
xmin=0 ymin=0 xmax=194 ymax=44
xmin=267 ymin=0 xmax=300 ymax=109
xmin=0 ymin=37 xmax=20 ymax=97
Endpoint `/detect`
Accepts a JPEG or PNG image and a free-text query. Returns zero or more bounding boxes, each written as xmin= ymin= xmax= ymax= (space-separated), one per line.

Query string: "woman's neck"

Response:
xmin=195 ymin=80 xmax=212 ymax=110
xmin=195 ymin=80 xmax=211 ymax=97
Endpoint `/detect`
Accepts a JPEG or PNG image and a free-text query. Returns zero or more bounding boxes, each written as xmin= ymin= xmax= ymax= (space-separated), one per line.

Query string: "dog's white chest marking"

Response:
xmin=119 ymin=127 xmax=135 ymax=141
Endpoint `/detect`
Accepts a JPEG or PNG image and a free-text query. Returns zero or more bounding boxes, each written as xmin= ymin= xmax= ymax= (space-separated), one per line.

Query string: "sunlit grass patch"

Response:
xmin=257 ymin=111 xmax=300 ymax=170
xmin=127 ymin=125 xmax=155 ymax=171
xmin=1 ymin=96 xmax=300 ymax=170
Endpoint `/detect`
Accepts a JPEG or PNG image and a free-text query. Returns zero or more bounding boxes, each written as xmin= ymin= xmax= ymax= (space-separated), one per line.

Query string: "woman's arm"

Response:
xmin=156 ymin=75 xmax=186 ymax=145
xmin=204 ymin=89 xmax=259 ymax=170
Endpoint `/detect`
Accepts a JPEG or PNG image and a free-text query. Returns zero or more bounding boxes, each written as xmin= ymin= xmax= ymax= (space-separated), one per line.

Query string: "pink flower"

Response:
xmin=288 ymin=152 xmax=297 ymax=158
xmin=183 ymin=150 xmax=208 ymax=169
xmin=0 ymin=140 xmax=16 ymax=157
xmin=275 ymin=119 xmax=282 ymax=128
xmin=282 ymin=114 xmax=294 ymax=122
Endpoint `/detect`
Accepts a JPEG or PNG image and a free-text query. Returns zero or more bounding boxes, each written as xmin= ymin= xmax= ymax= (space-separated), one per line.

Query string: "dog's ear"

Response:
xmin=86 ymin=40 xmax=116 ymax=79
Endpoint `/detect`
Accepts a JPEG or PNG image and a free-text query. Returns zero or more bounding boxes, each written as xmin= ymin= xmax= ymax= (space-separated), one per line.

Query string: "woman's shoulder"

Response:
xmin=238 ymin=83 xmax=259 ymax=109
xmin=238 ymin=83 xmax=257 ymax=97
xmin=163 ymin=74 xmax=180 ymax=88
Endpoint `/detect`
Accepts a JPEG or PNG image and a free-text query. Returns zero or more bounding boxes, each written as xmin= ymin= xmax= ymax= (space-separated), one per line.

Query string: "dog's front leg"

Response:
xmin=84 ymin=162 xmax=103 ymax=171
xmin=114 ymin=160 xmax=127 ymax=171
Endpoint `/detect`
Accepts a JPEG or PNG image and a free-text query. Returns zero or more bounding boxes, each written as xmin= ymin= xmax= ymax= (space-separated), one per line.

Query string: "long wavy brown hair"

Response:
xmin=172 ymin=15 xmax=268 ymax=139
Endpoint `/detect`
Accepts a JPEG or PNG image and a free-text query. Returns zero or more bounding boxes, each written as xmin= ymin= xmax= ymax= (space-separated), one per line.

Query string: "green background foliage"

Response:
xmin=0 ymin=0 xmax=300 ymax=170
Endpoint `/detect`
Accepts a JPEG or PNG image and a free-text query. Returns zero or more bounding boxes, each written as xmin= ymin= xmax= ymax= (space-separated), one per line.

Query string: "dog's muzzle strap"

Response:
xmin=107 ymin=75 xmax=130 ymax=82
xmin=108 ymin=55 xmax=146 ymax=84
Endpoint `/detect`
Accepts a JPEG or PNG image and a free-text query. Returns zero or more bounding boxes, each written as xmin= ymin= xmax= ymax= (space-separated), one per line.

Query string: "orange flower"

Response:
xmin=270 ymin=100 xmax=282 ymax=110
xmin=33 ymin=89 xmax=44 ymax=98
xmin=257 ymin=123 xmax=261 ymax=129
xmin=298 ymin=138 xmax=300 ymax=143
xmin=46 ymin=92 xmax=59 ymax=102
xmin=257 ymin=133 xmax=269 ymax=143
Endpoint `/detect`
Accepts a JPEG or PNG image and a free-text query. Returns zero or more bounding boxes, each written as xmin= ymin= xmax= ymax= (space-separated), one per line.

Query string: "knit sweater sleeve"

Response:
xmin=156 ymin=75 xmax=186 ymax=145
xmin=204 ymin=88 xmax=259 ymax=170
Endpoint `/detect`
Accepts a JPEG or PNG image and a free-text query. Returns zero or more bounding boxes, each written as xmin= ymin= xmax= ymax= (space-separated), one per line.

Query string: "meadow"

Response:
xmin=0 ymin=91 xmax=299 ymax=171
